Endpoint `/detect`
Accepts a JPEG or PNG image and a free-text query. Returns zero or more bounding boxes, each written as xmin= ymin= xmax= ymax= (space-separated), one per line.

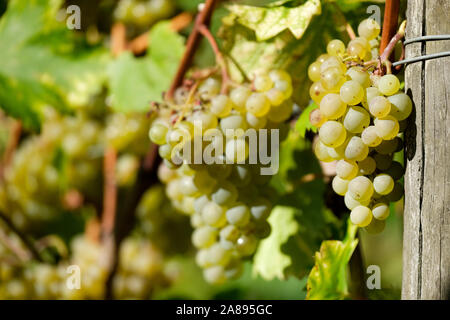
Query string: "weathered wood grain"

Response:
xmin=403 ymin=0 xmax=450 ymax=300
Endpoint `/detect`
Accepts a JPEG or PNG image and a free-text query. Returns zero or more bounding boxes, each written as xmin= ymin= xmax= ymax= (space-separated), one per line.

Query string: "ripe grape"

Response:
xmin=319 ymin=121 xmax=347 ymax=147
xmin=378 ymin=74 xmax=400 ymax=96
xmin=350 ymin=206 xmax=373 ymax=227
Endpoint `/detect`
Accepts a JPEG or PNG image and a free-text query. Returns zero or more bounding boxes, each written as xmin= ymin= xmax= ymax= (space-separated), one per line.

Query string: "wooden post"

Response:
xmin=403 ymin=0 xmax=450 ymax=300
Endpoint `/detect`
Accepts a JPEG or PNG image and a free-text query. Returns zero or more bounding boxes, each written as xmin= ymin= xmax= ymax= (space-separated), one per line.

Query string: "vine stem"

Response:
xmin=0 ymin=211 xmax=43 ymax=262
xmin=379 ymin=0 xmax=400 ymax=59
xmin=198 ymin=24 xmax=231 ymax=94
xmin=165 ymin=0 xmax=218 ymax=100
xmin=379 ymin=21 xmax=406 ymax=64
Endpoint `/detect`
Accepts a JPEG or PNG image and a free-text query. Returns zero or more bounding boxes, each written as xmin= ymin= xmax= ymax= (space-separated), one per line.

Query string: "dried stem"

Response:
xmin=166 ymin=0 xmax=218 ymax=100
xmin=111 ymin=23 xmax=127 ymax=57
xmin=198 ymin=24 xmax=231 ymax=94
xmin=128 ymin=13 xmax=193 ymax=55
xmin=0 ymin=211 xmax=43 ymax=262
xmin=345 ymin=23 xmax=356 ymax=40
xmin=379 ymin=0 xmax=400 ymax=59
xmin=101 ymin=147 xmax=118 ymax=240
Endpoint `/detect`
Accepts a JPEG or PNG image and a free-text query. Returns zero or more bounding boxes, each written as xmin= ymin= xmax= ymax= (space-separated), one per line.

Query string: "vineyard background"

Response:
xmin=0 ymin=0 xmax=431 ymax=300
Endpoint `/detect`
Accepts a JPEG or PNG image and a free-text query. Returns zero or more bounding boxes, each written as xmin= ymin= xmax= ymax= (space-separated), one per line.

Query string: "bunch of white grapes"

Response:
xmin=149 ymin=70 xmax=294 ymax=283
xmin=309 ymin=18 xmax=411 ymax=233
xmin=0 ymin=234 xmax=167 ymax=299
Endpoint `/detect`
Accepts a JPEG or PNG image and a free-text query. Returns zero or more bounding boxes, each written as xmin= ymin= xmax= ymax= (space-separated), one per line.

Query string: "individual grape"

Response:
xmin=327 ymin=39 xmax=346 ymax=56
xmin=309 ymin=81 xmax=327 ymax=104
xmin=344 ymin=191 xmax=370 ymax=210
xmin=203 ymin=266 xmax=226 ymax=284
xmin=236 ymin=234 xmax=258 ymax=256
xmin=358 ymin=18 xmax=381 ymax=40
xmin=226 ymin=204 xmax=251 ymax=227
xmin=384 ymin=161 xmax=404 ymax=181
xmin=374 ymin=115 xmax=399 ymax=140
xmin=207 ymin=243 xmax=232 ymax=266
xmin=361 ymin=126 xmax=382 ymax=147
xmin=343 ymin=106 xmax=370 ymax=133
xmin=319 ymin=93 xmax=347 ymax=119
xmin=369 ymin=96 xmax=391 ymax=118
xmin=388 ymin=93 xmax=413 ymax=120
xmin=319 ymin=121 xmax=347 ymax=147
xmin=249 ymin=198 xmax=272 ymax=220
xmin=347 ymin=39 xmax=367 ymax=59
xmin=220 ymin=114 xmax=248 ymax=135
xmin=229 ymin=164 xmax=252 ymax=186
xmin=321 ymin=67 xmax=346 ymax=92
xmin=265 ymin=88 xmax=285 ymax=106
xmin=332 ymin=176 xmax=350 ymax=196
xmin=190 ymin=110 xmax=218 ymax=132
xmin=220 ymin=225 xmax=240 ymax=242
xmin=346 ymin=67 xmax=371 ymax=88
xmin=350 ymin=206 xmax=372 ymax=227
xmin=269 ymin=69 xmax=291 ymax=83
xmin=192 ymin=226 xmax=218 ymax=248
xmin=358 ymin=156 xmax=376 ymax=175
xmin=373 ymin=153 xmax=393 ymax=170
xmin=148 ymin=122 xmax=168 ymax=145
xmin=211 ymin=182 xmax=238 ymax=206
xmin=336 ymin=159 xmax=359 ymax=180
xmin=254 ymin=74 xmax=274 ymax=92
xmin=375 ymin=138 xmax=399 ymax=154
xmin=314 ymin=140 xmax=333 ymax=162
xmin=309 ymin=108 xmax=327 ymax=127
xmin=320 ymin=56 xmax=346 ymax=73
xmin=273 ymin=79 xmax=293 ymax=99
xmin=372 ymin=202 xmax=390 ymax=220
xmin=316 ymin=54 xmax=330 ymax=63
xmin=225 ymin=138 xmax=249 ymax=163
xmin=230 ymin=86 xmax=251 ymax=112
xmin=373 ymin=174 xmax=394 ymax=195
xmin=199 ymin=77 xmax=221 ymax=100
xmin=363 ymin=86 xmax=381 ymax=109
xmin=365 ymin=218 xmax=386 ymax=234
xmin=308 ymin=61 xmax=322 ymax=82
xmin=246 ymin=93 xmax=271 ymax=117
xmin=345 ymin=136 xmax=369 ymax=161
xmin=348 ymin=176 xmax=374 ymax=200
xmin=340 ymin=80 xmax=364 ymax=105
xmin=267 ymin=100 xmax=294 ymax=123
xmin=378 ymin=74 xmax=400 ymax=96
xmin=202 ymin=201 xmax=227 ymax=228
xmin=246 ymin=112 xmax=267 ymax=130
xmin=211 ymin=94 xmax=233 ymax=118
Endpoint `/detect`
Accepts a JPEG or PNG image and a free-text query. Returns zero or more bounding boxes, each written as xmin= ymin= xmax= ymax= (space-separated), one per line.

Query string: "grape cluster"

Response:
xmin=149 ymin=70 xmax=294 ymax=283
xmin=309 ymin=19 xmax=410 ymax=233
xmin=114 ymin=0 xmax=174 ymax=27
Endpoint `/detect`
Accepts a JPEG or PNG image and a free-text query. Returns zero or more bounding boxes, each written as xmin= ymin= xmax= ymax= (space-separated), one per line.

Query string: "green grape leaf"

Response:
xmin=253 ymin=131 xmax=340 ymax=280
xmin=253 ymin=206 xmax=300 ymax=280
xmin=226 ymin=0 xmax=321 ymax=41
xmin=107 ymin=21 xmax=185 ymax=113
xmin=295 ymin=102 xmax=318 ymax=137
xmin=306 ymin=220 xmax=358 ymax=300
xmin=0 ymin=0 xmax=108 ymax=130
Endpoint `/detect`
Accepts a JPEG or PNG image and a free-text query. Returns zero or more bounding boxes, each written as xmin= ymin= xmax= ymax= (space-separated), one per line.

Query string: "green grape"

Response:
xmin=149 ymin=122 xmax=168 ymax=145
xmin=369 ymin=96 xmax=391 ymax=118
xmin=344 ymin=192 xmax=371 ymax=210
xmin=246 ymin=112 xmax=267 ymax=130
xmin=230 ymin=86 xmax=251 ymax=112
xmin=343 ymin=106 xmax=370 ymax=133
xmin=348 ymin=176 xmax=374 ymax=200
xmin=375 ymin=138 xmax=399 ymax=154
xmin=309 ymin=108 xmax=327 ymax=127
xmin=384 ymin=161 xmax=404 ymax=181
xmin=388 ymin=93 xmax=413 ymax=120
xmin=358 ymin=18 xmax=381 ymax=40
xmin=249 ymin=198 xmax=272 ymax=221
xmin=225 ymin=138 xmax=249 ymax=163
xmin=319 ymin=121 xmax=347 ymax=147
xmin=321 ymin=67 xmax=346 ymax=92
xmin=374 ymin=115 xmax=399 ymax=140
xmin=340 ymin=80 xmax=364 ymax=105
xmin=332 ymin=176 xmax=350 ymax=196
xmin=309 ymin=81 xmax=328 ymax=104
xmin=319 ymin=93 xmax=347 ymax=120
xmin=373 ymin=174 xmax=394 ymax=195
xmin=211 ymin=182 xmax=238 ymax=206
xmin=308 ymin=61 xmax=322 ymax=82
xmin=361 ymin=126 xmax=382 ymax=147
xmin=327 ymin=39 xmax=346 ymax=56
xmin=345 ymin=136 xmax=369 ymax=161
xmin=207 ymin=243 xmax=232 ymax=266
xmin=372 ymin=202 xmax=390 ymax=220
xmin=336 ymin=159 xmax=359 ymax=180
xmin=358 ymin=156 xmax=376 ymax=175
xmin=385 ymin=182 xmax=404 ymax=202
xmin=254 ymin=74 xmax=274 ymax=92
xmin=246 ymin=93 xmax=271 ymax=117
xmin=346 ymin=67 xmax=371 ymax=88
xmin=203 ymin=266 xmax=226 ymax=284
xmin=267 ymin=99 xmax=293 ymax=123
xmin=374 ymin=153 xmax=393 ymax=170
xmin=202 ymin=201 xmax=227 ymax=228
xmin=314 ymin=140 xmax=333 ymax=162
xmin=365 ymin=218 xmax=386 ymax=234
xmin=211 ymin=94 xmax=233 ymax=118
xmin=220 ymin=114 xmax=247 ymax=135
xmin=350 ymin=205 xmax=373 ymax=227
xmin=220 ymin=225 xmax=240 ymax=242
xmin=236 ymin=234 xmax=257 ymax=256
xmin=378 ymin=74 xmax=400 ymax=96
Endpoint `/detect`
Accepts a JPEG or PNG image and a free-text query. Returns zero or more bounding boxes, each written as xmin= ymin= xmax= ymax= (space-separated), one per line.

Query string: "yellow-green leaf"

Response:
xmin=226 ymin=0 xmax=321 ymax=41
xmin=306 ymin=220 xmax=358 ymax=300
